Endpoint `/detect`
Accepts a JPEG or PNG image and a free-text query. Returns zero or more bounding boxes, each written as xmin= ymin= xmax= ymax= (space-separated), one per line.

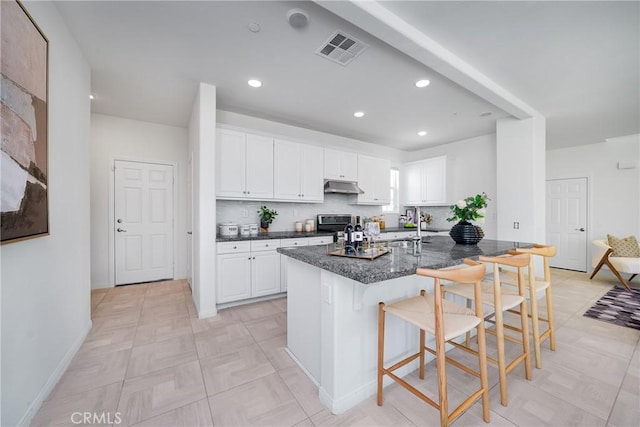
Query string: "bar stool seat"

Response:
xmin=385 ymin=294 xmax=480 ymax=341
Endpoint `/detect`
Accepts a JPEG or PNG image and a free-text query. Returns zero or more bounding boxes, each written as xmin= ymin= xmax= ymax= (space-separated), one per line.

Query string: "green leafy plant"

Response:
xmin=257 ymin=205 xmax=278 ymax=224
xmin=447 ymin=192 xmax=490 ymax=224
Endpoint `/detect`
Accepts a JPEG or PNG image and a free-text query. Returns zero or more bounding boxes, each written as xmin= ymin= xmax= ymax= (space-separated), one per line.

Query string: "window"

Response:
xmin=382 ymin=168 xmax=399 ymax=213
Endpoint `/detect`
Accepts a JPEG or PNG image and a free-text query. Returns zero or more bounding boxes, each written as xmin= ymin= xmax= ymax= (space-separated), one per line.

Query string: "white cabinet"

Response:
xmin=274 ymin=139 xmax=324 ymax=202
xmin=378 ymin=231 xmax=417 ymax=241
xmin=356 ymin=155 xmax=391 ymax=205
xmin=216 ymin=240 xmax=281 ymax=304
xmin=216 ymin=129 xmax=274 ymax=200
xmin=402 ymin=156 xmax=447 ymax=206
xmin=324 ymin=148 xmax=358 ymax=181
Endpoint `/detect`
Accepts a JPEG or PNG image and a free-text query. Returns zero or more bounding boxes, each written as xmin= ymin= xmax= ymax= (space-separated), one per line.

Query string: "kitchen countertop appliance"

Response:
xmin=316 ymin=214 xmax=360 ymax=242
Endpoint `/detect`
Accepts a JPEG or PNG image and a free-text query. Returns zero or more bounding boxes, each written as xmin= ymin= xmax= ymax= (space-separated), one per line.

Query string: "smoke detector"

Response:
xmin=316 ymin=31 xmax=368 ymax=66
xmin=287 ymin=8 xmax=309 ymax=29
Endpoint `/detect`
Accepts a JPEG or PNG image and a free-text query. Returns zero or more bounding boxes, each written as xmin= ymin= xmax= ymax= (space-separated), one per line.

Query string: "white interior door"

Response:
xmin=115 ymin=160 xmax=174 ymax=285
xmin=546 ymin=178 xmax=588 ymax=271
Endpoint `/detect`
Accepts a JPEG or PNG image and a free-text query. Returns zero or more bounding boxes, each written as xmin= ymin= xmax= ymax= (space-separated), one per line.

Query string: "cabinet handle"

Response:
xmin=233 ymin=245 xmax=237 ymax=249
xmin=247 ymin=191 xmax=250 ymax=194
xmin=301 ymin=194 xmax=304 ymax=197
xmin=253 ymin=257 xmax=256 ymax=260
xmin=294 ymin=242 xmax=298 ymax=245
xmin=265 ymin=244 xmax=269 ymax=247
xmin=248 ymin=257 xmax=251 ymax=260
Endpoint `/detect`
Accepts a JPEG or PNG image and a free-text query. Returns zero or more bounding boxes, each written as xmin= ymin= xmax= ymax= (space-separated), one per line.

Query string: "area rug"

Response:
xmin=583 ymin=287 xmax=640 ymax=331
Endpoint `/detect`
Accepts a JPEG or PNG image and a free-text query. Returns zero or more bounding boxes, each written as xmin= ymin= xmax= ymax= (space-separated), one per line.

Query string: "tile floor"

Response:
xmin=32 ymin=270 xmax=640 ymax=426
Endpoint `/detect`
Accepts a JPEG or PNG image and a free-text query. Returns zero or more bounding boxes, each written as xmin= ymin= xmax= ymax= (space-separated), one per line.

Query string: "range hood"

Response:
xmin=324 ymin=180 xmax=364 ymax=194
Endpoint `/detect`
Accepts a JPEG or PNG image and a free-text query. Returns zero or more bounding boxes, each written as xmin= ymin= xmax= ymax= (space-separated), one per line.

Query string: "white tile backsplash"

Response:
xmin=216 ymin=194 xmax=383 ymax=232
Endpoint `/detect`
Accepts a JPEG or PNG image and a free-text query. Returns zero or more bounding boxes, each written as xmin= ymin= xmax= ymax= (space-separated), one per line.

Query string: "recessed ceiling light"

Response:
xmin=417 ymin=131 xmax=428 ymax=136
xmin=247 ymin=79 xmax=262 ymax=88
xmin=89 ymin=94 xmax=94 ymax=100
xmin=415 ymin=79 xmax=430 ymax=88
xmin=248 ymin=22 xmax=261 ymax=33
xmin=353 ymin=111 xmax=365 ymax=118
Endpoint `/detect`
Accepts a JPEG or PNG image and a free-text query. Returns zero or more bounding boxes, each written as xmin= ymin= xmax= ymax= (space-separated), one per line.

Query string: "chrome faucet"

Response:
xmin=412 ymin=206 xmax=422 ymax=255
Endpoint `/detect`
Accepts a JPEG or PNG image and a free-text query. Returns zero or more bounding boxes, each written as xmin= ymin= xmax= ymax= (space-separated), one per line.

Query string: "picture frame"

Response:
xmin=405 ymin=209 xmax=415 ymax=225
xmin=1 ymin=0 xmax=49 ymax=244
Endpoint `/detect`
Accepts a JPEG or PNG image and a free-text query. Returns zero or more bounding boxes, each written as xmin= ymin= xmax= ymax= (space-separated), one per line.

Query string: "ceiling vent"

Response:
xmin=316 ymin=31 xmax=368 ymax=66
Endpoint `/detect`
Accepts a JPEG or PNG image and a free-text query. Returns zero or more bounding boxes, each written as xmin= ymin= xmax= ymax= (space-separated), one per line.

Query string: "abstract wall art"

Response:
xmin=1 ymin=0 xmax=49 ymax=244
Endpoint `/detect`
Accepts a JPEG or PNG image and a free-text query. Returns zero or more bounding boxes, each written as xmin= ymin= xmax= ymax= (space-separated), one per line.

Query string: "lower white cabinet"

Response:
xmin=217 ymin=240 xmax=281 ymax=304
xmin=378 ymin=231 xmax=417 ymax=241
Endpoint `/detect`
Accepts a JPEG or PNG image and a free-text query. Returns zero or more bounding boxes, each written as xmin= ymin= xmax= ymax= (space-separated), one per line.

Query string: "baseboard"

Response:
xmin=17 ymin=319 xmax=93 ymax=427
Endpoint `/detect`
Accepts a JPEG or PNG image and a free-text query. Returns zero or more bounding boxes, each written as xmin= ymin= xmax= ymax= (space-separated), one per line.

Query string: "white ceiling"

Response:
xmin=54 ymin=1 xmax=639 ymax=151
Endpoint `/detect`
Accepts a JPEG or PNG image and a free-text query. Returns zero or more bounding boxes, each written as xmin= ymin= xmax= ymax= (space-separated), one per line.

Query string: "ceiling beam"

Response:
xmin=316 ymin=0 xmax=542 ymax=120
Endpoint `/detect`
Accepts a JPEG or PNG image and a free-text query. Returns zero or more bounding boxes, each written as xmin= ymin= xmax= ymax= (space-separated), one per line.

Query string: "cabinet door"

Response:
xmin=246 ymin=134 xmax=274 ymax=199
xmin=357 ymin=155 xmax=390 ymax=205
xmin=216 ymin=129 xmax=246 ymax=198
xmin=324 ymin=148 xmax=357 ymax=181
xmin=402 ymin=162 xmax=424 ymax=205
xmin=423 ymin=156 xmax=446 ymax=204
xmin=274 ymin=139 xmax=302 ymax=200
xmin=300 ymin=144 xmax=324 ymax=202
xmin=252 ymin=251 xmax=281 ymax=297
xmin=216 ymin=253 xmax=251 ymax=303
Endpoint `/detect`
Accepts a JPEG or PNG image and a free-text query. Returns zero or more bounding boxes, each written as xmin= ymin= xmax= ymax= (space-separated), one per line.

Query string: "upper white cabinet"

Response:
xmin=216 ymin=129 xmax=274 ymax=200
xmin=324 ymin=148 xmax=358 ymax=181
xmin=402 ymin=156 xmax=447 ymax=206
xmin=356 ymin=155 xmax=391 ymax=205
xmin=274 ymin=139 xmax=324 ymax=203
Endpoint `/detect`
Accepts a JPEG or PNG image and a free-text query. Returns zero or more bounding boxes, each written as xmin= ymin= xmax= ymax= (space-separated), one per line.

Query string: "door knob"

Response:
xmin=187 ymin=231 xmax=193 ymax=235
xmin=575 ymin=228 xmax=585 ymax=232
xmin=117 ymin=228 xmax=127 ymax=232
xmin=117 ymin=219 xmax=123 ymax=223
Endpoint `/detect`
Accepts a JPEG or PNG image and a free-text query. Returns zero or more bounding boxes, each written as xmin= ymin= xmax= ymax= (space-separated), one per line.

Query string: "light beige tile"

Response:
xmin=200 ymin=343 xmax=275 ymax=395
xmin=117 ymin=360 xmax=206 ymax=427
xmin=271 ymin=297 xmax=287 ymax=312
xmin=553 ymin=324 xmax=637 ymax=361
xmin=126 ymin=334 xmax=197 ymax=379
xmin=78 ymin=325 xmax=137 ymax=357
xmin=139 ymin=299 xmax=189 ymax=325
xmin=32 ymin=382 xmax=122 ymax=426
xmin=143 ymin=291 xmax=187 ymax=308
xmin=257 ymin=334 xmax=297 ymax=371
xmin=134 ymin=315 xmax=192 ymax=347
xmin=229 ymin=300 xmax=283 ymax=322
xmin=131 ymin=399 xmax=213 ymax=427
xmin=245 ymin=311 xmax=287 ymax=342
xmin=208 ymin=373 xmax=307 ymax=426
xmin=91 ymin=309 xmax=141 ymax=334
xmin=190 ymin=313 xmax=232 ymax=335
xmin=92 ymin=296 xmax=145 ymax=318
xmin=490 ymin=376 xmax=607 ymax=426
xmin=48 ymin=349 xmax=130 ymax=401
xmin=278 ymin=366 xmax=324 ymax=417
xmin=146 ymin=280 xmax=186 ymax=298
xmin=311 ymin=398 xmax=414 ymax=427
xmin=608 ymin=373 xmax=640 ymax=427
xmin=194 ymin=320 xmax=255 ymax=358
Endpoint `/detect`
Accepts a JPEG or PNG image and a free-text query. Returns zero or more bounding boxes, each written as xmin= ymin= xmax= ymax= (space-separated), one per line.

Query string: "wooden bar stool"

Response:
xmin=443 ymin=253 xmax=532 ymax=406
xmin=377 ymin=259 xmax=490 ymax=427
xmin=502 ymin=244 xmax=557 ymax=369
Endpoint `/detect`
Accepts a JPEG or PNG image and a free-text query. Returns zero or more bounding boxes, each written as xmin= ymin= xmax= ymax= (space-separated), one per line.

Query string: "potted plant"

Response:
xmin=257 ymin=205 xmax=278 ymax=232
xmin=447 ymin=192 xmax=489 ymax=245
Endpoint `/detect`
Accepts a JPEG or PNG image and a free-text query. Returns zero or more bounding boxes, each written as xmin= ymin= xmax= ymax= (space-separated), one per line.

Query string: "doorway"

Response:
xmin=546 ymin=177 xmax=588 ymax=271
xmin=114 ymin=160 xmax=174 ymax=285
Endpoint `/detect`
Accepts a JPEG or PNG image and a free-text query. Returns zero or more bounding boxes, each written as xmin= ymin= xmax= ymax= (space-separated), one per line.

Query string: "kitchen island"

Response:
xmin=277 ymin=236 xmax=533 ymax=415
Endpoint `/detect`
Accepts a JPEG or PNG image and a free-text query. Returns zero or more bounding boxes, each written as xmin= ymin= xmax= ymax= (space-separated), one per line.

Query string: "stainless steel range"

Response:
xmin=316 ymin=214 xmax=360 ymax=242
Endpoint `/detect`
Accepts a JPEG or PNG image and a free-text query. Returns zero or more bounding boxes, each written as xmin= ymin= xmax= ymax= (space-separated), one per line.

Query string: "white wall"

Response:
xmin=547 ymin=134 xmax=640 ymax=265
xmin=0 ymin=1 xmax=91 ymax=425
xmin=90 ymin=114 xmax=188 ymax=288
xmin=402 ymin=134 xmax=498 ymax=238
xmin=188 ymin=83 xmax=217 ymax=318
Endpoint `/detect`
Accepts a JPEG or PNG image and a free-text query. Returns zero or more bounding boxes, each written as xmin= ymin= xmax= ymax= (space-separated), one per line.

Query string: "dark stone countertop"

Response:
xmin=277 ymin=235 xmax=534 ymax=284
xmin=380 ymin=226 xmax=450 ymax=233
xmin=216 ymin=227 xmax=450 ymax=242
xmin=216 ymin=230 xmax=335 ymax=242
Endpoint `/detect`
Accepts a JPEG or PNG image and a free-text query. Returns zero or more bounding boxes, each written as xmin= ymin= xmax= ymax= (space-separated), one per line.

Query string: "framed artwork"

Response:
xmin=1 ymin=0 xmax=49 ymax=244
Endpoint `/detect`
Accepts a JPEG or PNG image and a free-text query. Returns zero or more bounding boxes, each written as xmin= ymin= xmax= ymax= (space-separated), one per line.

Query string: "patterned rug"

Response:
xmin=583 ymin=287 xmax=640 ymax=331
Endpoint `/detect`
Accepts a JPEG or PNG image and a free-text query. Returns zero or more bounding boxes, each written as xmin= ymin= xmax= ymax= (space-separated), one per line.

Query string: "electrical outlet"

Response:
xmin=513 ymin=222 xmax=520 ymax=229
xmin=242 ymin=209 xmax=248 ymax=218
